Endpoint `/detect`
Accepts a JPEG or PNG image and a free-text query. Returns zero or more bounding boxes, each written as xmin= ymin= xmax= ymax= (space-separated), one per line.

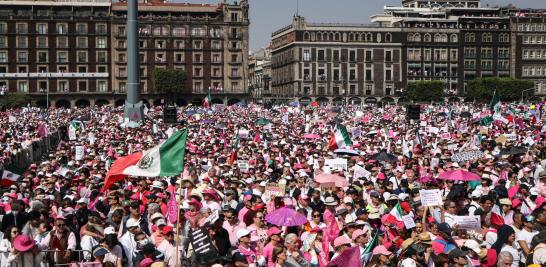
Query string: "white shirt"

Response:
xmin=516 ymin=228 xmax=538 ymax=263
xmin=501 ymin=244 xmax=520 ymax=267
xmin=80 ymin=235 xmax=99 ymax=261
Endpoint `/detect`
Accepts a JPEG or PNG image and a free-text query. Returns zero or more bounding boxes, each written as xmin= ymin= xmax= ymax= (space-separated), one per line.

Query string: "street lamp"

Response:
xmin=520 ymin=87 xmax=535 ymax=103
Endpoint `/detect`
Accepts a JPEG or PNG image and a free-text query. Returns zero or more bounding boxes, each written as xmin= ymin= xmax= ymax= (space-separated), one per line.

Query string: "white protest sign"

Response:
xmin=204 ymin=210 xmax=220 ymax=224
xmin=75 ymin=146 xmax=85 ymax=161
xmin=419 ymin=189 xmax=443 ymax=206
xmin=351 ymin=127 xmax=362 ymax=138
xmin=237 ymin=160 xmax=249 ymax=171
xmin=282 ymin=114 xmax=289 ymax=124
xmin=420 ymin=121 xmax=427 ymax=127
xmin=8 ymin=115 xmax=16 ymax=123
xmin=353 ymin=165 xmax=371 ymax=179
xmin=238 ymin=129 xmax=249 ymax=139
xmin=402 ymin=215 xmax=416 ymax=229
xmin=325 ymin=158 xmax=348 ymax=171
xmin=428 ymin=127 xmax=439 ymax=135
xmin=453 ymin=215 xmax=481 ymax=230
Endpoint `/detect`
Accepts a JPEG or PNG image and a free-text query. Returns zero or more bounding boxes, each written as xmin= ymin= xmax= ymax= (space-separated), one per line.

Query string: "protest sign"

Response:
xmin=453 ymin=215 xmax=481 ymax=230
xmin=325 ymin=158 xmax=348 ymax=171
xmin=264 ymin=184 xmax=284 ymax=200
xmin=75 ymin=146 xmax=85 ymax=161
xmin=353 ymin=165 xmax=371 ymax=179
xmin=238 ymin=129 xmax=249 ymax=139
xmin=351 ymin=127 xmax=362 ymax=138
xmin=237 ymin=160 xmax=249 ymax=172
xmin=320 ymin=182 xmax=337 ymax=192
xmin=204 ymin=210 xmax=220 ymax=225
xmin=402 ymin=215 xmax=416 ymax=229
xmin=419 ymin=189 xmax=443 ymax=206
xmin=188 ymin=227 xmax=219 ymax=264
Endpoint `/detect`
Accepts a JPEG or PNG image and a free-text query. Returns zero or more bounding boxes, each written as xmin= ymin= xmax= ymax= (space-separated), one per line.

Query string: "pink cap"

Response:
xmin=243 ymin=195 xmax=253 ymax=201
xmin=372 ymin=245 xmax=392 ymax=256
xmin=333 ymin=236 xmax=351 ymax=248
xmin=351 ymin=229 xmax=367 ymax=240
xmin=266 ymin=227 xmax=282 ymax=236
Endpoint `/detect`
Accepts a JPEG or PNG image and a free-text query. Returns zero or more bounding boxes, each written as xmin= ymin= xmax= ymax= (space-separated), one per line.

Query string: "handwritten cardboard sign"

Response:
xmin=453 ymin=215 xmax=481 ymax=230
xmin=419 ymin=189 xmax=443 ymax=206
xmin=403 ymin=215 xmax=416 ymax=229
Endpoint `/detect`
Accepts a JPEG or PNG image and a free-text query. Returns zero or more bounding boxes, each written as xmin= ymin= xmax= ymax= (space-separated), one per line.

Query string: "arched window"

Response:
xmin=367 ymin=33 xmax=373 ymax=42
xmin=316 ymin=32 xmax=322 ymax=41
xmin=328 ymin=32 xmax=334 ymax=41
xmin=385 ymin=33 xmax=392 ymax=42
xmin=464 ymin=33 xmax=475 ymax=42
xmin=482 ymin=33 xmax=492 ymax=42
xmin=450 ymin=34 xmax=458 ymax=43
xmin=434 ymin=33 xmax=442 ymax=42
xmin=424 ymin=33 xmax=432 ymax=42
xmin=414 ymin=33 xmax=421 ymax=42
xmin=407 ymin=33 xmax=414 ymax=42
xmin=303 ymin=31 xmax=310 ymax=41
xmin=334 ymin=32 xmax=340 ymax=41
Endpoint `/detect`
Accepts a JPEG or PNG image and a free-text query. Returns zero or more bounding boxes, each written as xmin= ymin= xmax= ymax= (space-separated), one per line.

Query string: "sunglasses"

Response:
xmin=313 ymin=214 xmax=321 ymax=218
xmin=56 ymin=224 xmax=66 ymax=227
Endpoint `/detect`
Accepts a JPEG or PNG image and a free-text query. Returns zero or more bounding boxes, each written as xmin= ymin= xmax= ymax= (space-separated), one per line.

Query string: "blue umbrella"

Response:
xmin=185 ymin=110 xmax=197 ymax=116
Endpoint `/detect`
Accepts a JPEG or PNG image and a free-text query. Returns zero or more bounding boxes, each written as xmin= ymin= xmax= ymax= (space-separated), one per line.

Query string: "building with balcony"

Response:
xmin=270 ymin=0 xmax=546 ymax=104
xmin=0 ymin=0 xmax=249 ymax=107
xmin=248 ymin=46 xmax=271 ymax=102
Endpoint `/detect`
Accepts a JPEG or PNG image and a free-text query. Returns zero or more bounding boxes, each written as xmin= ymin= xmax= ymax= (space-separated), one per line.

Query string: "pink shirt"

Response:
xmin=222 ymin=220 xmax=246 ymax=247
xmin=238 ymin=207 xmax=250 ymax=223
xmin=263 ymin=242 xmax=275 ymax=267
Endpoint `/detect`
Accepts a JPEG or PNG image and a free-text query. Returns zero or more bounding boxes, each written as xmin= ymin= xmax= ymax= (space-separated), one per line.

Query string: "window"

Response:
xmin=16 ymin=23 xmax=27 ymax=34
xmin=38 ymin=66 xmax=47 ymax=73
xmin=18 ymin=81 xmax=28 ymax=93
xmin=78 ymin=81 xmax=87 ymax=92
xmin=499 ymin=60 xmax=509 ymax=70
xmin=465 ymin=33 xmax=475 ymax=42
xmin=118 ymin=82 xmax=126 ymax=92
xmin=481 ymin=60 xmax=493 ymax=70
xmin=385 ymin=69 xmax=392 ymax=81
xmin=57 ymin=37 xmax=68 ymax=48
xmin=191 ymin=27 xmax=204 ymax=36
xmin=173 ymin=27 xmax=186 ymax=37
xmin=57 ymin=23 xmax=67 ymax=35
xmin=231 ymin=68 xmax=239 ymax=77
xmin=213 ymin=68 xmax=221 ymax=77
xmin=349 ymin=50 xmax=356 ymax=62
xmin=77 ymin=23 xmax=87 ymax=34
xmin=155 ymin=40 xmax=165 ymax=49
xmin=349 ymin=69 xmax=356 ymax=80
xmin=212 ymin=54 xmax=221 ymax=63
xmin=0 ymin=37 xmax=6 ymax=48
xmin=0 ymin=23 xmax=6 ymax=34
xmin=38 ymin=51 xmax=48 ymax=63
xmin=77 ymin=51 xmax=87 ymax=63
xmin=37 ymin=23 xmax=47 ymax=35
xmin=78 ymin=66 xmax=87 ymax=73
xmin=317 ymin=50 xmax=325 ymax=61
xmin=97 ymin=66 xmax=106 ymax=72
xmin=17 ymin=51 xmax=27 ymax=62
xmin=0 ymin=52 xmax=5 ymax=62
xmin=193 ymin=40 xmax=202 ymax=49
xmin=97 ymin=81 xmax=107 ymax=92
xmin=450 ymin=34 xmax=458 ymax=43
xmin=97 ymin=37 xmax=106 ymax=49
xmin=58 ymin=81 xmax=68 ymax=92
xmin=38 ymin=81 xmax=47 ymax=92
xmin=77 ymin=37 xmax=87 ymax=48
xmin=366 ymin=84 xmax=373 ymax=95
xmin=194 ymin=67 xmax=202 ymax=77
xmin=333 ymin=50 xmax=340 ymax=62
xmin=303 ymin=50 xmax=310 ymax=61
xmin=481 ymin=48 xmax=493 ymax=59
xmin=194 ymin=53 xmax=202 ymax=63
xmin=97 ymin=51 xmax=107 ymax=63
xmin=450 ymin=50 xmax=458 ymax=61
xmin=18 ymin=66 xmax=27 ymax=73
xmin=96 ymin=24 xmax=107 ymax=35
xmin=231 ymin=54 xmax=238 ymax=63
xmin=231 ymin=12 xmax=239 ymax=22
xmin=499 ymin=48 xmax=509 ymax=58
xmin=117 ymin=26 xmax=126 ymax=36
xmin=194 ymin=81 xmax=202 ymax=92
xmin=57 ymin=51 xmax=68 ymax=63
xmin=174 ymin=40 xmax=184 ymax=49
xmin=385 ymin=51 xmax=392 ymax=62
xmin=365 ymin=69 xmax=372 ymax=81
xmin=211 ymin=41 xmax=221 ymax=50
xmin=424 ymin=34 xmax=431 ymax=42
xmin=17 ymin=36 xmax=27 ymax=48
xmin=365 ymin=50 xmax=372 ymax=62
xmin=37 ymin=36 xmax=47 ymax=48
xmin=139 ymin=41 xmax=146 ymax=49
xmin=464 ymin=60 xmax=476 ymax=69
xmin=482 ymin=33 xmax=492 ymax=42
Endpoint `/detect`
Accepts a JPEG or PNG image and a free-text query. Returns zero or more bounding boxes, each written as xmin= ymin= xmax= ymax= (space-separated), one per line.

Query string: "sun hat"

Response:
xmin=372 ymin=245 xmax=392 ymax=256
xmin=126 ymin=218 xmax=140 ymax=228
xmin=104 ymin=227 xmax=116 ymax=235
xmin=324 ymin=196 xmax=338 ymax=206
xmin=13 ymin=235 xmax=36 ymax=252
xmin=416 ymin=233 xmax=432 ymax=244
xmin=188 ymin=199 xmax=203 ymax=210
xmin=463 ymin=239 xmax=482 ymax=255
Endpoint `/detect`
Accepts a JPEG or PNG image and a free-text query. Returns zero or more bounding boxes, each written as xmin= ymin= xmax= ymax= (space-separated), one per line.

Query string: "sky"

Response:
xmin=174 ymin=0 xmax=545 ymax=51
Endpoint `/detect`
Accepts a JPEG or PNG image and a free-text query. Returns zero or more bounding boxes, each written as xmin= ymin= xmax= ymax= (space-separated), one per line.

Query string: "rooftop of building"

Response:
xmin=111 ymin=1 xmax=223 ymax=12
xmin=0 ymin=0 xmax=110 ymax=6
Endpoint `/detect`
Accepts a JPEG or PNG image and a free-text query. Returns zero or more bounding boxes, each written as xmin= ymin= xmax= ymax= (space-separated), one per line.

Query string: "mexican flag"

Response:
xmin=103 ymin=130 xmax=188 ymax=190
xmin=229 ymin=137 xmax=239 ymax=165
xmin=328 ymin=123 xmax=352 ymax=150
xmin=389 ymin=202 xmax=404 ymax=221
xmin=0 ymin=166 xmax=22 ymax=187
xmin=490 ymin=91 xmax=501 ymax=113
xmin=202 ymin=90 xmax=212 ymax=108
xmin=68 ymin=120 xmax=84 ymax=141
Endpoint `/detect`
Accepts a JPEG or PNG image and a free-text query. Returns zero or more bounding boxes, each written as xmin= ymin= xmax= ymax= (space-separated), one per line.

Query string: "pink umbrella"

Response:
xmin=303 ymin=133 xmax=321 ymax=139
xmin=438 ymin=169 xmax=480 ymax=181
xmin=265 ymin=207 xmax=308 ymax=226
xmin=314 ymin=173 xmax=349 ymax=187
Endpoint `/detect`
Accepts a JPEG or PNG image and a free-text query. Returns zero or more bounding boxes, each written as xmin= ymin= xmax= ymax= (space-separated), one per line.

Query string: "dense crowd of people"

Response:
xmin=0 ymin=102 xmax=546 ymax=267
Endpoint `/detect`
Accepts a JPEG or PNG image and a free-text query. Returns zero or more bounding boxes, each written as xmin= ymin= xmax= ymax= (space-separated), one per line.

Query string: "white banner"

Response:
xmin=325 ymin=158 xmax=348 ymax=171
xmin=419 ymin=189 xmax=443 ymax=206
xmin=453 ymin=215 xmax=481 ymax=230
xmin=75 ymin=146 xmax=85 ymax=161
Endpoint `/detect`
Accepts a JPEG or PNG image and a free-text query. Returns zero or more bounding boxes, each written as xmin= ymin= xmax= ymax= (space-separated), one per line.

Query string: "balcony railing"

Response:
xmin=0 ymin=72 xmax=109 ymax=78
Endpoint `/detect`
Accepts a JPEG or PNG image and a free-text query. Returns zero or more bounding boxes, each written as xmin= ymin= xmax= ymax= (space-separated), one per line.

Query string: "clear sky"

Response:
xmin=174 ymin=0 xmax=545 ymax=51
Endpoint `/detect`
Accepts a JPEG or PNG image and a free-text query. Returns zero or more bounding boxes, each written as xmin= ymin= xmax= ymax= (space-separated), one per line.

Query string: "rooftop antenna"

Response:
xmin=296 ymin=0 xmax=299 ymax=16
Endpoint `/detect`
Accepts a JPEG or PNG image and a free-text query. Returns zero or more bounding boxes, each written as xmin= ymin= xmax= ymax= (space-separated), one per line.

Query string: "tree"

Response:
xmin=406 ymin=81 xmax=445 ymax=102
xmin=152 ymin=68 xmax=186 ymax=103
xmin=0 ymin=93 xmax=30 ymax=109
xmin=465 ymin=77 xmax=535 ymax=102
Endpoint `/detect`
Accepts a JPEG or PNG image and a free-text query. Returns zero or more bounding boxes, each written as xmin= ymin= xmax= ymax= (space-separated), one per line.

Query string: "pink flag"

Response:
xmin=326 ymin=246 xmax=362 ymax=267
xmin=166 ymin=187 xmax=178 ymax=224
xmin=253 ymin=133 xmax=261 ymax=143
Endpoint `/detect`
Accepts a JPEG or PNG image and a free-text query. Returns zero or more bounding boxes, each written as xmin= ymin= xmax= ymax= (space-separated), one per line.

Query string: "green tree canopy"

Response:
xmin=465 ymin=77 xmax=535 ymax=102
xmin=0 ymin=93 xmax=30 ymax=108
xmin=406 ymin=81 xmax=445 ymax=102
xmin=152 ymin=68 xmax=186 ymax=96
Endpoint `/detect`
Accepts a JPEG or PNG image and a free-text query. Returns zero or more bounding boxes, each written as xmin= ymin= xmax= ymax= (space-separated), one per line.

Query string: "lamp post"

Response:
xmin=124 ymin=0 xmax=144 ymax=122
xmin=520 ymin=87 xmax=535 ymax=103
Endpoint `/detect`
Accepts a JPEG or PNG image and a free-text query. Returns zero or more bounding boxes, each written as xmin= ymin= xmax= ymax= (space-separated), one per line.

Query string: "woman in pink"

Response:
xmin=248 ymin=211 xmax=268 ymax=248
xmin=262 ymin=227 xmax=282 ymax=267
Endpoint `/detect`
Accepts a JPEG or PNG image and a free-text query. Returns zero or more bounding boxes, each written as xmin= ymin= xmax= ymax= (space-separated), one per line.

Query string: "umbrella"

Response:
xmin=500 ymin=146 xmax=527 ymax=156
xmin=255 ymin=118 xmax=272 ymax=125
xmin=334 ymin=148 xmax=360 ymax=156
xmin=185 ymin=110 xmax=197 ymax=116
xmin=314 ymin=173 xmax=349 ymax=187
xmin=371 ymin=151 xmax=397 ymax=163
xmin=288 ymin=101 xmax=299 ymax=107
xmin=460 ymin=111 xmax=472 ymax=118
xmin=451 ymin=150 xmax=484 ymax=162
xmin=303 ymin=133 xmax=321 ymax=139
xmin=438 ymin=169 xmax=480 ymax=181
xmin=265 ymin=207 xmax=308 ymax=227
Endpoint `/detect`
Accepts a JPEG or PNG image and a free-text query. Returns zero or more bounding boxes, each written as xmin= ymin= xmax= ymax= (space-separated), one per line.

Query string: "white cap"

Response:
xmin=76 ymin=198 xmax=89 ymax=205
xmin=236 ymin=228 xmax=251 ymax=239
xmin=126 ymin=218 xmax=139 ymax=228
xmin=104 ymin=226 xmax=116 ymax=235
xmin=150 ymin=212 xmax=164 ymax=221
xmin=152 ymin=181 xmax=163 ymax=188
xmin=471 ymin=190 xmax=482 ymax=199
xmin=155 ymin=218 xmax=166 ymax=226
xmin=259 ymin=181 xmax=267 ymax=187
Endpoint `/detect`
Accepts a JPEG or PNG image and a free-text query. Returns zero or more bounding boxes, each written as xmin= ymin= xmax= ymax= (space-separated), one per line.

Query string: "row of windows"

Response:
xmin=463 ymin=47 xmax=510 ymax=58
xmin=463 ymin=60 xmax=510 ymax=70
xmin=301 ymin=49 xmax=393 ymax=62
xmin=3 ymin=65 xmax=107 ymax=74
xmin=299 ymin=84 xmax=395 ymax=96
xmin=407 ymin=33 xmax=458 ymax=43
xmin=15 ymin=80 xmax=108 ymax=93
xmin=302 ymin=31 xmax=392 ymax=43
xmin=0 ymin=23 xmax=105 ymax=35
xmin=130 ymin=25 xmax=227 ymax=38
xmin=522 ymin=35 xmax=546 ymax=45
xmin=523 ymin=50 xmax=546 ymax=60
xmin=523 ymin=66 xmax=546 ymax=77
xmin=301 ymin=67 xmax=396 ymax=82
xmin=464 ymin=33 xmax=510 ymax=43
xmin=407 ymin=48 xmax=458 ymax=61
xmin=0 ymin=50 xmax=108 ymax=64
xmin=0 ymin=36 xmax=107 ymax=49
xmin=116 ymin=39 xmax=224 ymax=50
xmin=517 ymin=24 xmax=546 ymax=32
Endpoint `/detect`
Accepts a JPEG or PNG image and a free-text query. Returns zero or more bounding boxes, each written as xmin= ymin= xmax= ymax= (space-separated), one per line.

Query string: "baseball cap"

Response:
xmin=355 ymin=208 xmax=368 ymax=217
xmin=372 ymin=245 xmax=392 ymax=256
xmin=438 ymin=222 xmax=452 ymax=235
xmin=162 ymin=225 xmax=174 ymax=235
xmin=236 ymin=228 xmax=251 ymax=239
xmin=448 ymin=248 xmax=468 ymax=261
xmin=126 ymin=218 xmax=139 ymax=228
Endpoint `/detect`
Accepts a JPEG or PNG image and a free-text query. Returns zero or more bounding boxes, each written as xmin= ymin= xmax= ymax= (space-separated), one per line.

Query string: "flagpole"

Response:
xmin=174 ymin=170 xmax=183 ymax=267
